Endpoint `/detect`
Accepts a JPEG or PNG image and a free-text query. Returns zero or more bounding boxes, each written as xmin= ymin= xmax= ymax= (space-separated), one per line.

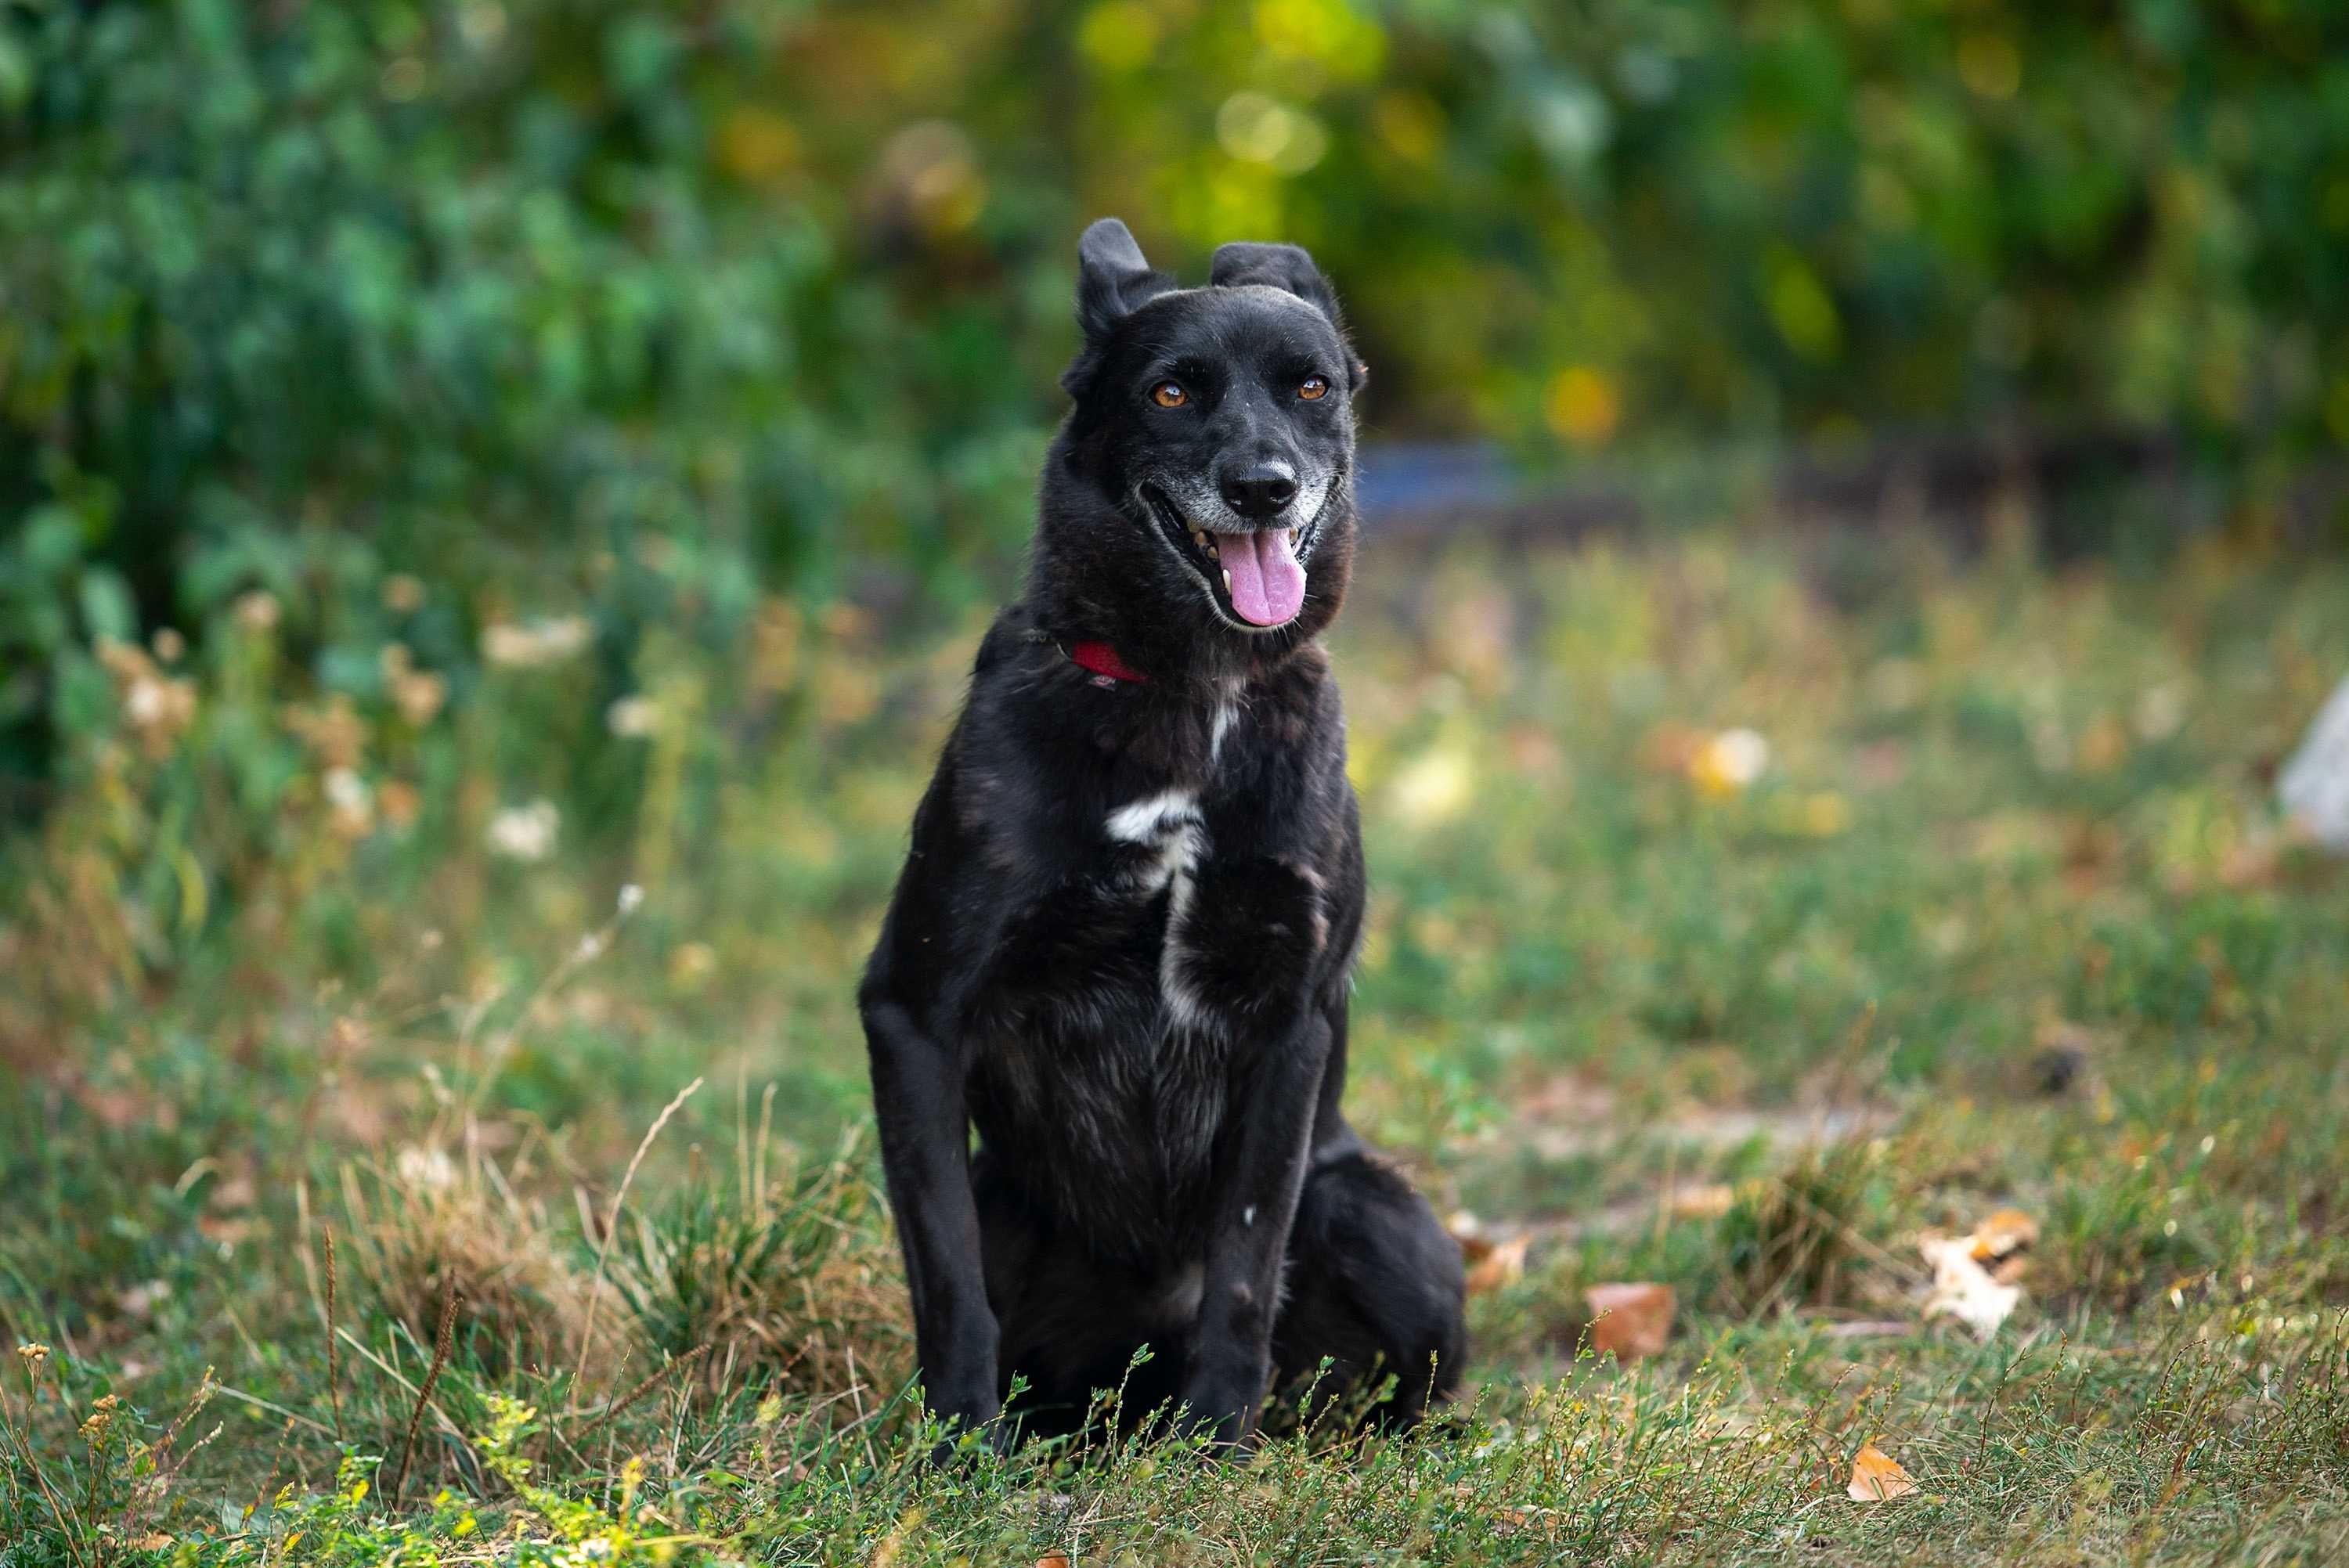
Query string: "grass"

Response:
xmin=3 ymin=518 xmax=2348 ymax=1563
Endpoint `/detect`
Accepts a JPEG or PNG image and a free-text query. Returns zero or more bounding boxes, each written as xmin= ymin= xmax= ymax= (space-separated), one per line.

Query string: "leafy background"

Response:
xmin=7 ymin=0 xmax=2348 ymax=813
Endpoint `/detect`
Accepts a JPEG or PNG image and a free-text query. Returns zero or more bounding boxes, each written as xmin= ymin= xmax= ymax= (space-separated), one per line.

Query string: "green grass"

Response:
xmin=5 ymin=524 xmax=2348 ymax=1563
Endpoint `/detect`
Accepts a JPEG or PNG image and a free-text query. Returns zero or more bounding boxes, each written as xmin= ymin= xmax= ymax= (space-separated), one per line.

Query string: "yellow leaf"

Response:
xmin=1585 ymin=1282 xmax=1676 ymax=1361
xmin=1668 ymin=1182 xmax=1737 ymax=1220
xmin=1848 ymin=1442 xmax=1918 ymax=1501
xmin=1967 ymin=1207 xmax=2040 ymax=1266
xmin=1463 ymin=1235 xmax=1528 ymax=1296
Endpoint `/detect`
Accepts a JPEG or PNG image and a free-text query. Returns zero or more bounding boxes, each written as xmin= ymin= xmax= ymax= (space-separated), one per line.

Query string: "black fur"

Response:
xmin=860 ymin=219 xmax=1465 ymax=1450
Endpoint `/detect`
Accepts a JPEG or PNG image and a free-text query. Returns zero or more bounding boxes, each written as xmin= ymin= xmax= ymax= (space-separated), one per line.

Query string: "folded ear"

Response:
xmin=1211 ymin=240 xmax=1366 ymax=389
xmin=1076 ymin=218 xmax=1175 ymax=341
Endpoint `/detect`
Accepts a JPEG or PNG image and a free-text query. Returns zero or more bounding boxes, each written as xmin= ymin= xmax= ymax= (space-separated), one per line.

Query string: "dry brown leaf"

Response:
xmin=1968 ymin=1207 xmax=2039 ymax=1274
xmin=1035 ymin=1553 xmax=1072 ymax=1568
xmin=1464 ymin=1235 xmax=1529 ymax=1296
xmin=1448 ymin=1209 xmax=1492 ymax=1261
xmin=1847 ymin=1442 xmax=1918 ymax=1501
xmin=1585 ymin=1282 xmax=1676 ymax=1360
xmin=1668 ymin=1182 xmax=1737 ymax=1220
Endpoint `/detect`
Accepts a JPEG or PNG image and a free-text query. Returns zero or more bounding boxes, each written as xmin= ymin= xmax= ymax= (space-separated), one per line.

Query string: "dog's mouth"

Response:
xmin=1142 ymin=487 xmax=1312 ymax=629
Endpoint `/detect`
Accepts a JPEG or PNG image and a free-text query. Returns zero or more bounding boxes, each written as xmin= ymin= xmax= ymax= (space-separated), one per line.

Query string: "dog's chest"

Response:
xmin=1099 ymin=784 xmax=1219 ymax=1031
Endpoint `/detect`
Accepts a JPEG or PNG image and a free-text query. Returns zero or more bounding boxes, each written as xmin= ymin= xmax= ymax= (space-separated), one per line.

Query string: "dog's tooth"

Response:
xmin=1221 ymin=568 xmax=1233 ymax=594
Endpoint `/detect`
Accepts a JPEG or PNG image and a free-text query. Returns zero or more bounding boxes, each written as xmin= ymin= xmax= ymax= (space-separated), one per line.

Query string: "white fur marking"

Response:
xmin=1105 ymin=788 xmax=1225 ymax=1031
xmin=1211 ymin=701 xmax=1237 ymax=764
xmin=1158 ymin=848 xmax=1216 ymax=1029
xmin=1106 ymin=788 xmax=1199 ymax=844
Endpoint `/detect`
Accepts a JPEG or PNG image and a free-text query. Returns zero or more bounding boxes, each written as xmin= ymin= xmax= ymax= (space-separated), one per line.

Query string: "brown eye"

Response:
xmin=1297 ymin=376 xmax=1330 ymax=401
xmin=1152 ymin=381 xmax=1187 ymax=408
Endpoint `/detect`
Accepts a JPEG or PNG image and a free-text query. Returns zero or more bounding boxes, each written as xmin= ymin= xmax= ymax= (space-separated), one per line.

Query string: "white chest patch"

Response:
xmin=1105 ymin=788 xmax=1200 ymax=848
xmin=1104 ymin=788 xmax=1216 ymax=1031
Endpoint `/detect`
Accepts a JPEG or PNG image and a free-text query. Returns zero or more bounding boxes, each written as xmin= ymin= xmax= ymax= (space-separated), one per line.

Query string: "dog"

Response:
xmin=859 ymin=218 xmax=1466 ymax=1449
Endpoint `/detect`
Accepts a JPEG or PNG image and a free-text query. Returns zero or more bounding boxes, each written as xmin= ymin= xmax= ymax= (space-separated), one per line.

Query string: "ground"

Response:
xmin=3 ymin=521 xmax=2347 ymax=1564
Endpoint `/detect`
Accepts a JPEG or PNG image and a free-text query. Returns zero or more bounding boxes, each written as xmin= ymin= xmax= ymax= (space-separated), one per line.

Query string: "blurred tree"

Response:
xmin=3 ymin=0 xmax=2346 ymax=804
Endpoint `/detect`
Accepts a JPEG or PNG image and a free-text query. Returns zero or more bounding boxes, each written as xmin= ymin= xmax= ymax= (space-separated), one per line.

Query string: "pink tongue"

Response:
xmin=1214 ymin=529 xmax=1307 ymax=626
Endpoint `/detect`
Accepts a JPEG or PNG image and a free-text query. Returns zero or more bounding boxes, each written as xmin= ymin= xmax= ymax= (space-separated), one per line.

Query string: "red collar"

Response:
xmin=1067 ymin=640 xmax=1149 ymax=685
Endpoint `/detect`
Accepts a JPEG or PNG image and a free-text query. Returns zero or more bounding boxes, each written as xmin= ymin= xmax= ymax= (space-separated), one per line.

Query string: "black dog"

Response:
xmin=860 ymin=219 xmax=1466 ymax=1449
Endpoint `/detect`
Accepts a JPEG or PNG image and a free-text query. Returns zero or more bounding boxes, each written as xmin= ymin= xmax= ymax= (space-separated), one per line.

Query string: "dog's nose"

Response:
xmin=1218 ymin=463 xmax=1297 ymax=520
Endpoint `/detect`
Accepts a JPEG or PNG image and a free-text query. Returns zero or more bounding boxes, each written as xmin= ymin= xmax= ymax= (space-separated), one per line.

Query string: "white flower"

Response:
xmin=395 ymin=1144 xmax=458 ymax=1192
xmin=1690 ymin=727 xmax=1770 ymax=795
xmin=486 ymin=799 xmax=560 ymax=861
xmin=233 ymin=589 xmax=281 ymax=632
xmin=482 ymin=615 xmax=591 ymax=669
xmin=605 ymin=695 xmax=658 ymax=737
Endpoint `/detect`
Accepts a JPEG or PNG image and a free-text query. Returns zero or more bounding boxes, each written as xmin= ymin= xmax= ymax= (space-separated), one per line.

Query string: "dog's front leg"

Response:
xmin=860 ymin=989 xmax=1001 ymax=1448
xmin=1178 ymin=1005 xmax=1331 ymax=1447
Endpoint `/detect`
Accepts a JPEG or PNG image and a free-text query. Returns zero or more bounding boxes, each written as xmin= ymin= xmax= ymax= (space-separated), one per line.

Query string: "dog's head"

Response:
xmin=1039 ymin=218 xmax=1364 ymax=663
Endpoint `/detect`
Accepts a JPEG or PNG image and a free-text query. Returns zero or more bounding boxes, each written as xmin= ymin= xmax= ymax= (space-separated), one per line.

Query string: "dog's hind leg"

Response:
xmin=1268 ymin=1141 xmax=1467 ymax=1433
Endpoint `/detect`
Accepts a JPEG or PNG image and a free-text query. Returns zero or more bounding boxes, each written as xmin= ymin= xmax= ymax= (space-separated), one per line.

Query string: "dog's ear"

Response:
xmin=1211 ymin=241 xmax=1367 ymax=390
xmin=1075 ymin=218 xmax=1174 ymax=342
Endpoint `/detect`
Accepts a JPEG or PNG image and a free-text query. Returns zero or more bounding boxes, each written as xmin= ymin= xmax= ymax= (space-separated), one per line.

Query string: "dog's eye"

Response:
xmin=1151 ymin=381 xmax=1187 ymax=409
xmin=1297 ymin=376 xmax=1330 ymax=401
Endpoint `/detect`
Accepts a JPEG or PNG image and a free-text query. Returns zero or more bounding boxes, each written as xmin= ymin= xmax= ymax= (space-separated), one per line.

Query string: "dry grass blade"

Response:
xmin=571 ymin=1076 xmax=704 ymax=1401
xmin=579 ymin=1343 xmax=713 ymax=1444
xmin=323 ymin=1227 xmax=343 ymax=1443
xmin=389 ymin=1278 xmax=462 ymax=1508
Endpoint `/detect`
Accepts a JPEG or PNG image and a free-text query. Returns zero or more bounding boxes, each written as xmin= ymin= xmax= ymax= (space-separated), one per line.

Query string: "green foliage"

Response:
xmin=7 ymin=0 xmax=2349 ymax=809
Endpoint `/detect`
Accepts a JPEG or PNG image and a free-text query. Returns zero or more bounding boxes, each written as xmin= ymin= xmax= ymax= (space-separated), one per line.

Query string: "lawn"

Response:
xmin=4 ymin=522 xmax=2347 ymax=1565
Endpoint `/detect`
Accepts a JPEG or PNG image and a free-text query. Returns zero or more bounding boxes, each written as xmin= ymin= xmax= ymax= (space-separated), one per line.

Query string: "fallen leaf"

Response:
xmin=1968 ymin=1207 xmax=2039 ymax=1277
xmin=1920 ymin=1234 xmax=2021 ymax=1338
xmin=1035 ymin=1553 xmax=1072 ymax=1568
xmin=1464 ymin=1235 xmax=1529 ymax=1296
xmin=1668 ymin=1182 xmax=1737 ymax=1220
xmin=1585 ymin=1282 xmax=1676 ymax=1360
xmin=1847 ymin=1442 xmax=1918 ymax=1501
